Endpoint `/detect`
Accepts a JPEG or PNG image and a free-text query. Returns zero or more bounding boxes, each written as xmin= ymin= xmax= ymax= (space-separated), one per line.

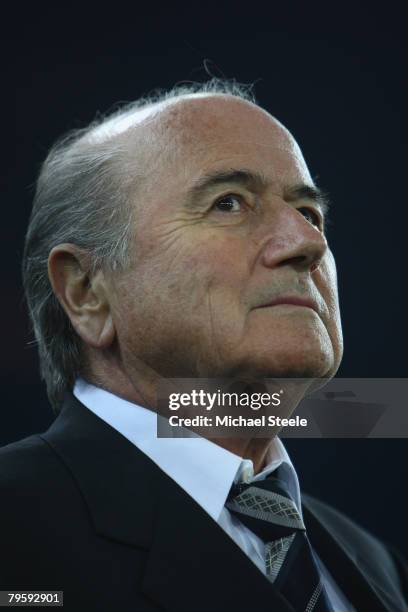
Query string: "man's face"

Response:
xmin=109 ymin=96 xmax=343 ymax=384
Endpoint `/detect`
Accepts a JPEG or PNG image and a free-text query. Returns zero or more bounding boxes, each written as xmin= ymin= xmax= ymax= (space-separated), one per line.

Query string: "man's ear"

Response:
xmin=48 ymin=244 xmax=115 ymax=349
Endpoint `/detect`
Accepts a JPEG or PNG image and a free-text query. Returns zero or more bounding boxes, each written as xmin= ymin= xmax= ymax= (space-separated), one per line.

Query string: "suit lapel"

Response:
xmin=303 ymin=496 xmax=391 ymax=611
xmin=43 ymin=394 xmax=294 ymax=612
xmin=141 ymin=466 xmax=295 ymax=612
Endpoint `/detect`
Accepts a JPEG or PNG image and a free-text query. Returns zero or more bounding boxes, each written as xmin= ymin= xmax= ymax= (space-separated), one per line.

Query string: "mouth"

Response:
xmin=257 ymin=295 xmax=319 ymax=313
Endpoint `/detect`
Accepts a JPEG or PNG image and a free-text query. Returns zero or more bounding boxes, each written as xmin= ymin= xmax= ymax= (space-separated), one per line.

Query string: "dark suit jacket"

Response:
xmin=0 ymin=393 xmax=406 ymax=611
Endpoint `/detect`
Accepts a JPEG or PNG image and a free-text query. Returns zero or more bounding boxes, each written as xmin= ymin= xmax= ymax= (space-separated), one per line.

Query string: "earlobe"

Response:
xmin=98 ymin=312 xmax=116 ymax=347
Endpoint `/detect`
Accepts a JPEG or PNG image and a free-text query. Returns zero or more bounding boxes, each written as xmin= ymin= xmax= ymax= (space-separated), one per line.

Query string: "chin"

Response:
xmin=227 ymin=334 xmax=338 ymax=382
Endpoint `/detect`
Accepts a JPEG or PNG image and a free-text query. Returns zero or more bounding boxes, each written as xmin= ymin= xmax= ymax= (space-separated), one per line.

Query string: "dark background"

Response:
xmin=4 ymin=5 xmax=407 ymax=556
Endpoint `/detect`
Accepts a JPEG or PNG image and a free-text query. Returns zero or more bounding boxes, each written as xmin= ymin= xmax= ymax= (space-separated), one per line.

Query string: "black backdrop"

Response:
xmin=4 ymin=5 xmax=407 ymax=556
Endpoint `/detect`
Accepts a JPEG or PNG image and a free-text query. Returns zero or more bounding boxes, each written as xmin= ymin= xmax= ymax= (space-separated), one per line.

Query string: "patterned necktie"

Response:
xmin=226 ymin=469 xmax=333 ymax=611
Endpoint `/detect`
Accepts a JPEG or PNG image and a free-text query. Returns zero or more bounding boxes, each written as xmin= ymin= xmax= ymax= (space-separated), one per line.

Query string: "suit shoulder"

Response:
xmin=1 ymin=432 xmax=49 ymax=466
xmin=303 ymin=493 xmax=407 ymax=595
xmin=303 ymin=493 xmax=394 ymax=556
xmin=0 ymin=433 xmax=73 ymax=497
xmin=0 ymin=431 xmax=92 ymax=549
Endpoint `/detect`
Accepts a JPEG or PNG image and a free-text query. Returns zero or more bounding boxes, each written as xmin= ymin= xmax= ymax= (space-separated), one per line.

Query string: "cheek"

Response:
xmin=319 ymin=251 xmax=343 ymax=351
xmin=121 ymin=224 xmax=252 ymax=348
xmin=132 ymin=238 xmax=243 ymax=321
xmin=161 ymin=236 xmax=251 ymax=351
xmin=173 ymin=233 xmax=250 ymax=294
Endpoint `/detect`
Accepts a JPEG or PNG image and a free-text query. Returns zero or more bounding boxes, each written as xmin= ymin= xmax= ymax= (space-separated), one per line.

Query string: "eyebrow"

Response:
xmin=284 ymin=183 xmax=331 ymax=215
xmin=187 ymin=168 xmax=331 ymax=215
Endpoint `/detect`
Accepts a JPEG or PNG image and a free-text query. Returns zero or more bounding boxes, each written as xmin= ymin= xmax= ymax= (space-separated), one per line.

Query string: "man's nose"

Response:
xmin=259 ymin=204 xmax=327 ymax=273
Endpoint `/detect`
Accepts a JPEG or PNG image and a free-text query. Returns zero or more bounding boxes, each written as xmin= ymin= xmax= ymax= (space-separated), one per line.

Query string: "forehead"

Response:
xmin=159 ymin=95 xmax=289 ymax=142
xmin=123 ymin=95 xmax=312 ymax=193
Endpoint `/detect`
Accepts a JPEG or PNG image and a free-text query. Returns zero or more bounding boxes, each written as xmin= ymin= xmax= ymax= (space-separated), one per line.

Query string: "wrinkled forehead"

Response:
xmin=149 ymin=95 xmax=302 ymax=159
xmin=155 ymin=97 xmax=311 ymax=188
xmin=89 ymin=94 xmax=311 ymax=189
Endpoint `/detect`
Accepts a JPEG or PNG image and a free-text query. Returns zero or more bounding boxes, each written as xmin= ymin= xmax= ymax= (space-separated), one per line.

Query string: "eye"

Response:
xmin=297 ymin=207 xmax=321 ymax=229
xmin=213 ymin=194 xmax=243 ymax=213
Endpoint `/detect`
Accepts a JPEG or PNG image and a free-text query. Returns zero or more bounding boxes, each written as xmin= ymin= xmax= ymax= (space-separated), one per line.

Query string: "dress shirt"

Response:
xmin=74 ymin=378 xmax=353 ymax=611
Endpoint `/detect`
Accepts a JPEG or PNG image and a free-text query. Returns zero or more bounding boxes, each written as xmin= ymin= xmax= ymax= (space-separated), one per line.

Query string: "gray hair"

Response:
xmin=22 ymin=78 xmax=257 ymax=412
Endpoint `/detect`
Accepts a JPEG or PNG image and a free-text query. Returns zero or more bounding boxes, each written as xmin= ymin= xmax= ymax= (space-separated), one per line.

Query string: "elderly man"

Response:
xmin=1 ymin=81 xmax=406 ymax=611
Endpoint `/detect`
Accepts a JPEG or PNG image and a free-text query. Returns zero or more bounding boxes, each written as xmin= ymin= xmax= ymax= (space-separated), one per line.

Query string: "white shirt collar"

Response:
xmin=73 ymin=378 xmax=302 ymax=522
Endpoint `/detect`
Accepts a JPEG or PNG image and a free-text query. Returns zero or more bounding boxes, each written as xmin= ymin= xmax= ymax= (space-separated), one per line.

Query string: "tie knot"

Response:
xmin=227 ymin=476 xmax=305 ymax=533
xmin=230 ymin=474 xmax=291 ymax=500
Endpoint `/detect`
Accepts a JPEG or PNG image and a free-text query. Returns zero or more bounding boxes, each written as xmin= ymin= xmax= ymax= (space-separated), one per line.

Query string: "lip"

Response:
xmin=257 ymin=295 xmax=319 ymax=313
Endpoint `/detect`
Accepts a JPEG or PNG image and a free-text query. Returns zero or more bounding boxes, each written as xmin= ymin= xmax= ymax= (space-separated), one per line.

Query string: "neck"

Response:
xmin=211 ymin=437 xmax=274 ymax=473
xmin=84 ymin=352 xmax=310 ymax=474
